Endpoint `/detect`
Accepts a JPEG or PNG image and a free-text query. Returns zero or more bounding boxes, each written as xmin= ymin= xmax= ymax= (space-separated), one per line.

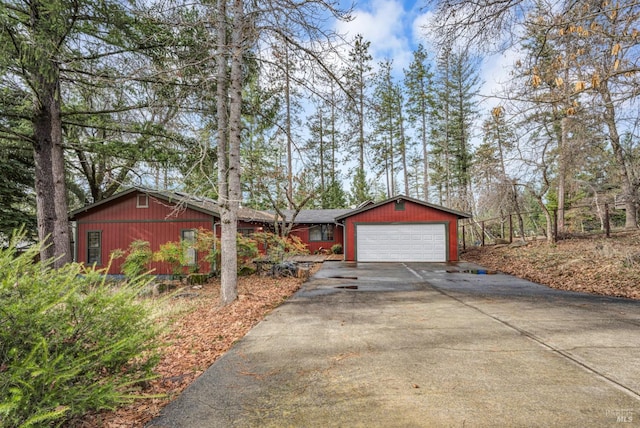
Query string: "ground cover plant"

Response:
xmin=0 ymin=234 xmax=160 ymax=427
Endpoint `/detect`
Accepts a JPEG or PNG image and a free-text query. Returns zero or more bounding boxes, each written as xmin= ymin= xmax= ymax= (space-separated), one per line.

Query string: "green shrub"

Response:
xmin=207 ymin=233 xmax=259 ymax=274
xmin=251 ymin=232 xmax=309 ymax=261
xmin=0 ymin=232 xmax=160 ymax=427
xmin=237 ymin=234 xmax=259 ymax=266
xmin=116 ymin=240 xmax=154 ymax=279
xmin=153 ymin=241 xmax=185 ymax=277
xmin=331 ymin=244 xmax=343 ymax=254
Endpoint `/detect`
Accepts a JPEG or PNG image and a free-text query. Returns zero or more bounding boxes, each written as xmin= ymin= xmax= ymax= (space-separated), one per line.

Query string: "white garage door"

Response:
xmin=356 ymin=223 xmax=447 ymax=262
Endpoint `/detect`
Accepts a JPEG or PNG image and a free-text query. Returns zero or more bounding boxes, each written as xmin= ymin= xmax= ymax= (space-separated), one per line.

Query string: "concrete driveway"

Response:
xmin=149 ymin=261 xmax=640 ymax=427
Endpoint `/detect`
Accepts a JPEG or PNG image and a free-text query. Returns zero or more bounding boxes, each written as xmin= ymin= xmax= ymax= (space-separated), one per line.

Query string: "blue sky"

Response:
xmin=336 ymin=0 xmax=429 ymax=71
xmin=334 ymin=0 xmax=515 ymax=103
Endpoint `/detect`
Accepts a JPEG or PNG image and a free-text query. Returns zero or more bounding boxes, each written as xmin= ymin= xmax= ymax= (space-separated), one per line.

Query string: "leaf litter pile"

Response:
xmin=462 ymin=230 xmax=640 ymax=300
xmin=77 ymin=271 xmax=308 ymax=427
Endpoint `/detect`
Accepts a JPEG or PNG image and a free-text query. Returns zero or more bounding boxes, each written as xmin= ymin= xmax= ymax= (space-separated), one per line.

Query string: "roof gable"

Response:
xmin=69 ymin=187 xmax=276 ymax=223
xmin=334 ymin=195 xmax=471 ymax=220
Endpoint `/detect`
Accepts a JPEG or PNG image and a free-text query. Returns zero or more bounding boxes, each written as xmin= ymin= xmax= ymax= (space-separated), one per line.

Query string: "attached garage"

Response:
xmin=356 ymin=223 xmax=447 ymax=262
xmin=336 ymin=196 xmax=470 ymax=263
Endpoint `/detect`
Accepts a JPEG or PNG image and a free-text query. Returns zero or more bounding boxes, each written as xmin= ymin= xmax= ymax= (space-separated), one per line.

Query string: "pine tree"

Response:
xmin=344 ymin=34 xmax=373 ymax=204
xmin=404 ymin=45 xmax=436 ymax=202
xmin=432 ymin=46 xmax=480 ymax=212
xmin=371 ymin=60 xmax=399 ymax=198
xmin=0 ymin=0 xmax=179 ymax=264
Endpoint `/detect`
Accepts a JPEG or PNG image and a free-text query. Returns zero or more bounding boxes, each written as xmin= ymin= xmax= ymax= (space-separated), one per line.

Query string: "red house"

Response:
xmin=70 ymin=188 xmax=470 ymax=274
xmin=335 ymin=196 xmax=470 ymax=262
xmin=279 ymin=209 xmax=351 ymax=254
xmin=69 ymin=188 xmax=274 ymax=275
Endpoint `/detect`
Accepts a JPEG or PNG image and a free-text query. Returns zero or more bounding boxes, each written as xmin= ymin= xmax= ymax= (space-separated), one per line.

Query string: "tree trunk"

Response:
xmin=284 ymin=46 xmax=293 ymax=209
xmin=600 ymin=81 xmax=638 ymax=229
xmin=33 ymin=76 xmax=71 ymax=267
xmin=512 ymin=183 xmax=526 ymax=241
xmin=319 ymin=111 xmax=325 ymax=202
xmin=557 ymin=115 xmax=568 ymax=232
xmin=422 ymin=112 xmax=429 ymax=202
xmin=399 ymin=103 xmax=409 ymax=196
xmin=216 ymin=0 xmax=238 ymax=306
xmin=533 ymin=193 xmax=554 ymax=243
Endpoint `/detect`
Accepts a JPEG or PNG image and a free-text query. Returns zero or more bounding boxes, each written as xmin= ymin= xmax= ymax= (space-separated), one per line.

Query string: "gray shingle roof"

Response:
xmin=69 ymin=187 xmax=277 ymax=223
xmin=276 ymin=209 xmax=353 ymax=224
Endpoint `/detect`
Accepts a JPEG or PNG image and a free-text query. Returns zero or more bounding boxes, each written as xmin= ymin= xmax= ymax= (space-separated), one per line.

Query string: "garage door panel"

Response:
xmin=356 ymin=224 xmax=447 ymax=262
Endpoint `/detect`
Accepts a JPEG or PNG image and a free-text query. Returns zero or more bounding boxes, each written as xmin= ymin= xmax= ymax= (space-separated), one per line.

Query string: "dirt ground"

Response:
xmin=78 ymin=232 xmax=640 ymax=426
xmin=461 ymin=230 xmax=640 ymax=300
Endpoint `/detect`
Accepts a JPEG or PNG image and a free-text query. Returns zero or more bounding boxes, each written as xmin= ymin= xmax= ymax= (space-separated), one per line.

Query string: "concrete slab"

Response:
xmin=149 ymin=261 xmax=640 ymax=427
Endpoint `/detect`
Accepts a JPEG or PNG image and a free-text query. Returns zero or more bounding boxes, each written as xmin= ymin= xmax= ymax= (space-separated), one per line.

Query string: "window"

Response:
xmin=137 ymin=194 xmax=149 ymax=208
xmin=394 ymin=200 xmax=405 ymax=211
xmin=87 ymin=231 xmax=101 ymax=265
xmin=238 ymin=228 xmax=254 ymax=237
xmin=181 ymin=229 xmax=197 ymax=266
xmin=309 ymin=224 xmax=334 ymax=242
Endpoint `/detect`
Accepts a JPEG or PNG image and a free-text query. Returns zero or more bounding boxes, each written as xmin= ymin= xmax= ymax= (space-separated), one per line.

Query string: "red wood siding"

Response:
xmin=342 ymin=200 xmax=460 ymax=262
xmin=74 ymin=193 xmax=212 ymax=222
xmin=74 ymin=192 xmax=215 ymax=274
xmin=289 ymin=224 xmax=344 ymax=254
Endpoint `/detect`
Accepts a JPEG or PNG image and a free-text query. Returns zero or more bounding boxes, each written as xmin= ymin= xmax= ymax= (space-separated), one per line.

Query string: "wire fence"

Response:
xmin=459 ymin=203 xmax=627 ymax=249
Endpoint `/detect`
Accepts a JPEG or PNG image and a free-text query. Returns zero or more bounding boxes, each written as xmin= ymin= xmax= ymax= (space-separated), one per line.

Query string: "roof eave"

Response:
xmin=68 ymin=187 xmax=220 ymax=220
xmin=334 ymin=195 xmax=472 ymax=220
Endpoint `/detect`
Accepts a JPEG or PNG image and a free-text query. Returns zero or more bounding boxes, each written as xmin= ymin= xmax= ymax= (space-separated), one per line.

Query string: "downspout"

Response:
xmin=337 ymin=219 xmax=346 ymax=261
xmin=71 ymin=221 xmax=78 ymax=263
xmin=212 ymin=220 xmax=220 ymax=274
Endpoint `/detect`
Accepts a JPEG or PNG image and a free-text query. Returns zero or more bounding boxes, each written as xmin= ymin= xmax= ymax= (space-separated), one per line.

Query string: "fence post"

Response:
xmin=481 ymin=221 xmax=485 ymax=246
xmin=605 ymin=203 xmax=610 ymax=238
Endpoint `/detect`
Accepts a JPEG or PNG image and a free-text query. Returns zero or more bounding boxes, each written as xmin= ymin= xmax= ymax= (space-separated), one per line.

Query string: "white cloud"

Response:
xmin=411 ymin=10 xmax=436 ymax=47
xmin=335 ymin=0 xmax=412 ymax=72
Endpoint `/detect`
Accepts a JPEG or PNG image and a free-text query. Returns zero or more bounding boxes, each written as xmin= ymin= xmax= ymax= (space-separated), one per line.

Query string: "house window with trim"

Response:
xmin=87 ymin=231 xmax=102 ymax=265
xmin=309 ymin=224 xmax=334 ymax=242
xmin=238 ymin=228 xmax=254 ymax=237
xmin=137 ymin=194 xmax=149 ymax=208
xmin=181 ymin=229 xmax=197 ymax=266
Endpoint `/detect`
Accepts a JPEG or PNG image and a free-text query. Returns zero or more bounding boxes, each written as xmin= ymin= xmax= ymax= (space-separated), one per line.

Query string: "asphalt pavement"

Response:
xmin=149 ymin=261 xmax=640 ymax=427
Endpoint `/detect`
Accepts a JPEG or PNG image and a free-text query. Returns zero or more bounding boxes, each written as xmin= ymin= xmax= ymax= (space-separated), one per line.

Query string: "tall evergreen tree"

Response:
xmin=305 ymin=104 xmax=347 ymax=208
xmin=344 ymin=34 xmax=373 ymax=204
xmin=371 ymin=60 xmax=405 ymax=198
xmin=432 ymin=46 xmax=480 ymax=211
xmin=0 ymin=142 xmax=36 ymax=237
xmin=404 ymin=44 xmax=436 ymax=202
xmin=0 ymin=0 xmax=178 ymax=265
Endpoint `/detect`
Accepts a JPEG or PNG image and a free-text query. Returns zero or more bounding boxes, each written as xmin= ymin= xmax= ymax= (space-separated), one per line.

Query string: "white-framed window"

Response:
xmin=181 ymin=229 xmax=197 ymax=265
xmin=309 ymin=224 xmax=334 ymax=242
xmin=137 ymin=194 xmax=149 ymax=208
xmin=87 ymin=231 xmax=102 ymax=265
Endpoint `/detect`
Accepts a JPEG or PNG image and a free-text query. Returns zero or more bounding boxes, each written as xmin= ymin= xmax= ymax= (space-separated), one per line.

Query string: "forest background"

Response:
xmin=1 ymin=0 xmax=639 ymax=287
